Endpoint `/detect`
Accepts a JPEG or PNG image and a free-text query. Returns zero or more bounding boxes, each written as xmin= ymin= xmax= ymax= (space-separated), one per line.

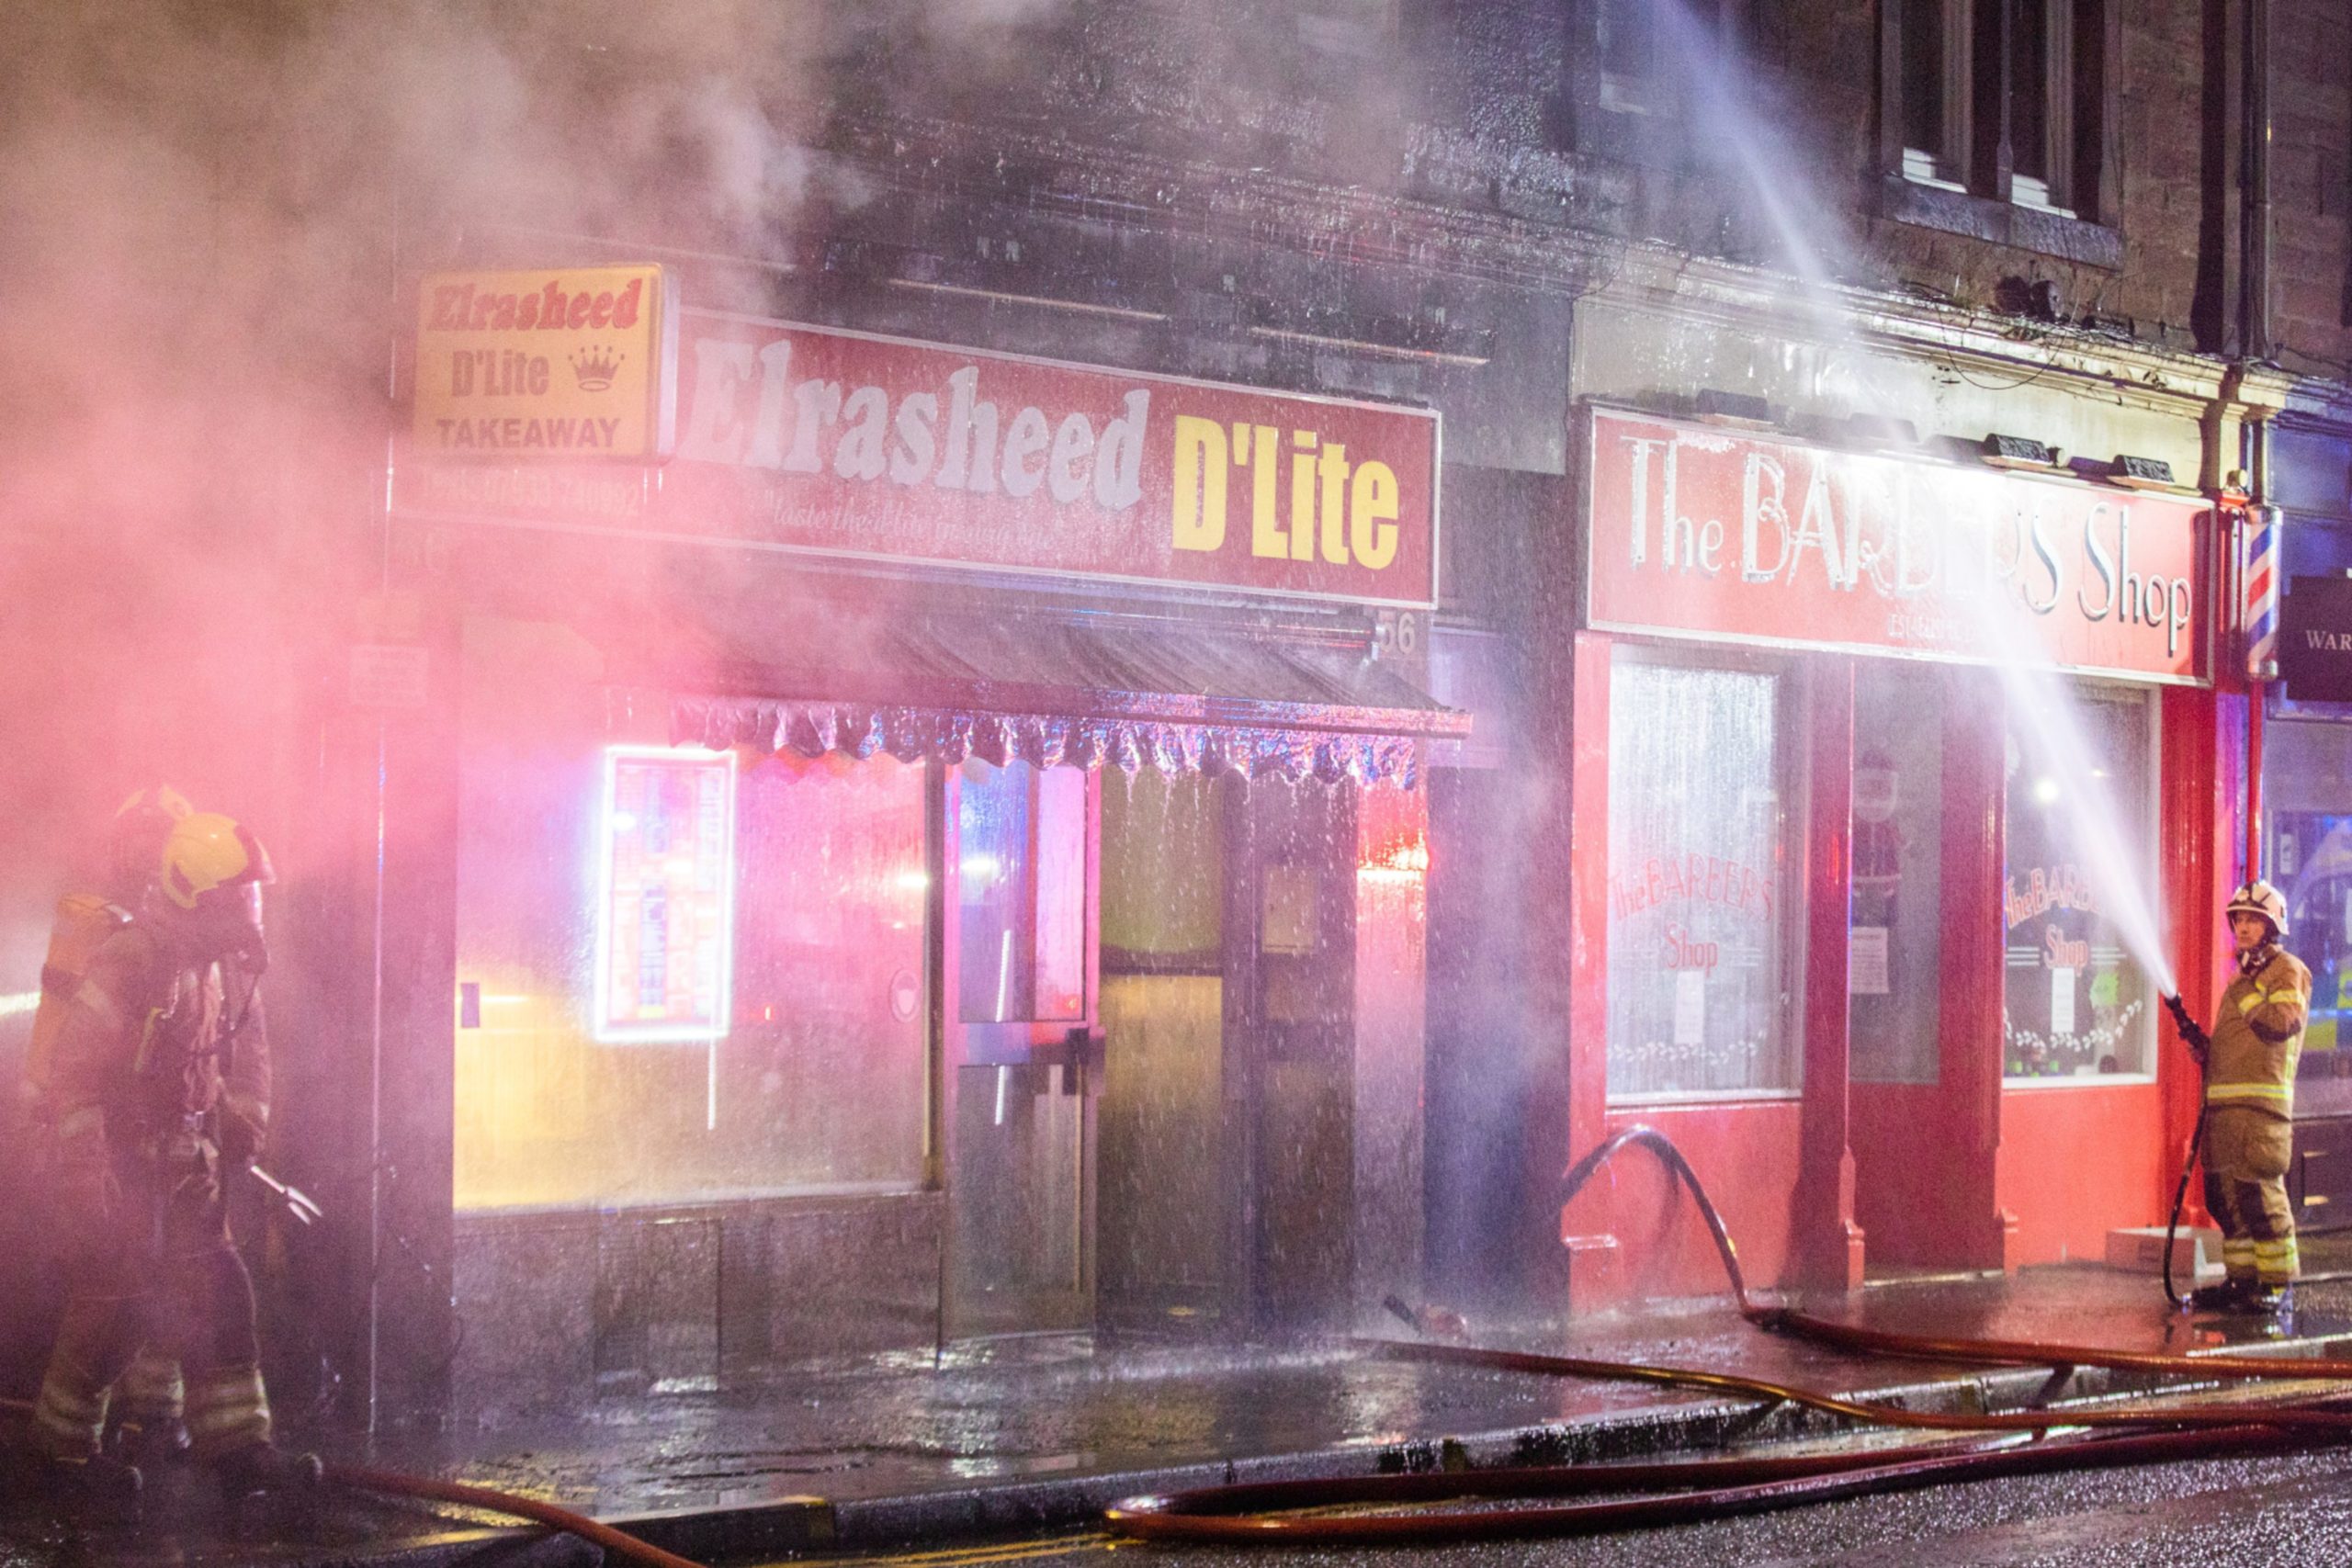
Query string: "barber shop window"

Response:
xmin=1606 ymin=648 xmax=1799 ymax=1100
xmin=2001 ymin=682 xmax=2157 ymax=1082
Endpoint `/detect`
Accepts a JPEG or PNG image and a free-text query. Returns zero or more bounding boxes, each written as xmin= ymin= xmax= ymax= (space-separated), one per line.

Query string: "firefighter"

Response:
xmin=23 ymin=788 xmax=198 ymax=1461
xmin=28 ymin=810 xmax=319 ymax=1512
xmin=2170 ymin=880 xmax=2312 ymax=1315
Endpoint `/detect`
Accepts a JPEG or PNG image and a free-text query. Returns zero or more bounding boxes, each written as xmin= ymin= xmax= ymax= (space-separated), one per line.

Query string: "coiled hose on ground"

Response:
xmin=1107 ymin=1123 xmax=2352 ymax=1546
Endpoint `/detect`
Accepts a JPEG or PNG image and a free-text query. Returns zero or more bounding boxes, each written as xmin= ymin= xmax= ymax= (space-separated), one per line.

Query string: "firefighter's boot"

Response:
xmin=32 ymin=1452 xmax=143 ymax=1519
xmin=2241 ymin=1283 xmax=2296 ymax=1317
xmin=2188 ymin=1279 xmax=2254 ymax=1312
xmin=215 ymin=1440 xmax=323 ymax=1505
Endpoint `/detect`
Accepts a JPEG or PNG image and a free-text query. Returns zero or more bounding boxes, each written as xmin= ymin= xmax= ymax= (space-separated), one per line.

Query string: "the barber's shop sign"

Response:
xmin=1585 ymin=407 xmax=2213 ymax=684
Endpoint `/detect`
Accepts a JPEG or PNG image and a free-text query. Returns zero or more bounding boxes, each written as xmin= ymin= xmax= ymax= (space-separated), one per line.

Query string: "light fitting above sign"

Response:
xmin=413 ymin=265 xmax=679 ymax=462
xmin=1585 ymin=407 xmax=2212 ymax=685
xmin=395 ymin=310 xmax=1439 ymax=610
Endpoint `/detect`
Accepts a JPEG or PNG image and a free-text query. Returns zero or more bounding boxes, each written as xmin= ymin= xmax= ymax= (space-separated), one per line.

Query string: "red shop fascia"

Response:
xmin=1553 ymin=406 xmax=2241 ymax=1304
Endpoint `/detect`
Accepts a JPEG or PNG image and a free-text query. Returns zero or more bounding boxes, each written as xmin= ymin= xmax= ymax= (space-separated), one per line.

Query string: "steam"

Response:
xmin=0 ymin=3 xmax=1102 ymax=975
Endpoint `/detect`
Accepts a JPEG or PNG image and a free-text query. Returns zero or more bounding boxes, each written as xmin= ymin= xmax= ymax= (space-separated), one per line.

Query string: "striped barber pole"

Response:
xmin=2244 ymin=502 xmax=2282 ymax=681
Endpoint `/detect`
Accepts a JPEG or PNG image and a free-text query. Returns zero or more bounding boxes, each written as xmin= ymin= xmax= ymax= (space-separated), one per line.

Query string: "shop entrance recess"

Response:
xmin=1848 ymin=661 xmax=2012 ymax=1272
xmin=943 ymin=759 xmax=1102 ymax=1336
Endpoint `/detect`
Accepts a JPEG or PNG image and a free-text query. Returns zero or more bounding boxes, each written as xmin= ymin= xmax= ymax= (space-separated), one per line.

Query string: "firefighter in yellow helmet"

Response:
xmin=22 ymin=789 xmax=198 ymax=1461
xmin=28 ymin=811 xmax=318 ymax=1513
xmin=2170 ymin=880 xmax=2312 ymax=1315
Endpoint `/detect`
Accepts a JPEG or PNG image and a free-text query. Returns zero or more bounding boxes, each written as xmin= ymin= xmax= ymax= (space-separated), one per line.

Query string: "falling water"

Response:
xmin=1988 ymin=649 xmax=2179 ymax=998
xmin=1644 ymin=0 xmax=2181 ymax=1000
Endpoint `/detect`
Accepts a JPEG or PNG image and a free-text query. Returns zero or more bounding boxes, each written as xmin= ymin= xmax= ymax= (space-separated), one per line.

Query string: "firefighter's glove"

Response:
xmin=2164 ymin=993 xmax=2211 ymax=1058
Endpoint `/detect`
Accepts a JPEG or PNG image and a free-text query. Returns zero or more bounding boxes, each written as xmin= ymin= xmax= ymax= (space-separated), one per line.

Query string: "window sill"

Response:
xmin=2002 ymin=1072 xmax=2157 ymax=1091
xmin=1608 ymin=1089 xmax=1805 ymax=1108
xmin=1876 ymin=174 xmax=2122 ymax=271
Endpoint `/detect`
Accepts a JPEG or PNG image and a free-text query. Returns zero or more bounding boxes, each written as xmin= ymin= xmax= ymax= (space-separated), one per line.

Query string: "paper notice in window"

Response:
xmin=1673 ymin=970 xmax=1707 ymax=1046
xmin=2050 ymin=965 xmax=2076 ymax=1032
xmin=1849 ymin=926 xmax=1891 ymax=996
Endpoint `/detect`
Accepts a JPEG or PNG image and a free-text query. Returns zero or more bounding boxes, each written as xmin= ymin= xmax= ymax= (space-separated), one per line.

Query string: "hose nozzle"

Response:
xmin=2163 ymin=992 xmax=2210 ymax=1054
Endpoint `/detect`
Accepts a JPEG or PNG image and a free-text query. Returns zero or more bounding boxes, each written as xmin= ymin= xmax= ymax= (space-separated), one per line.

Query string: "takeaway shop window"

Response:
xmin=2000 ymin=682 xmax=2157 ymax=1082
xmin=452 ymin=617 xmax=933 ymax=1213
xmin=1849 ymin=663 xmax=1945 ymax=1086
xmin=1605 ymin=648 xmax=1799 ymax=1100
xmin=958 ymin=759 xmax=1087 ymax=1024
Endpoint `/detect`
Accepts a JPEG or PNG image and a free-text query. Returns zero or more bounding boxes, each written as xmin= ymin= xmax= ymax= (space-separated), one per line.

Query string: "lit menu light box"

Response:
xmin=594 ymin=746 xmax=737 ymax=1043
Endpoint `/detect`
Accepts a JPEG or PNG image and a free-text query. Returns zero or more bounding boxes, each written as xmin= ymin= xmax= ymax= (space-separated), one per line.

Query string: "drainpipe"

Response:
xmin=2243 ymin=0 xmax=2274 ymax=361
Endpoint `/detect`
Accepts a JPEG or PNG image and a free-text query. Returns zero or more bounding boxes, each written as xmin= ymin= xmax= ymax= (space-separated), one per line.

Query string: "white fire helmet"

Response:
xmin=2225 ymin=880 xmax=2289 ymax=940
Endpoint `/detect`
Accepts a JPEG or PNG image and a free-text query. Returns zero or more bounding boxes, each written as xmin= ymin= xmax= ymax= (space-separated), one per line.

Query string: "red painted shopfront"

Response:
xmin=1556 ymin=408 xmax=2235 ymax=1302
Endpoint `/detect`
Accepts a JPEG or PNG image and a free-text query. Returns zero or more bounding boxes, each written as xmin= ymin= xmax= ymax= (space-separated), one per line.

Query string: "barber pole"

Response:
xmin=2244 ymin=503 xmax=2282 ymax=681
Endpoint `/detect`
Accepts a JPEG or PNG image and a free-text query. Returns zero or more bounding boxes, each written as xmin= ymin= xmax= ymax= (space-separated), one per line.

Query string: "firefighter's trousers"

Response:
xmin=2203 ymin=1104 xmax=2300 ymax=1288
xmin=34 ymin=1190 xmax=272 ymax=1463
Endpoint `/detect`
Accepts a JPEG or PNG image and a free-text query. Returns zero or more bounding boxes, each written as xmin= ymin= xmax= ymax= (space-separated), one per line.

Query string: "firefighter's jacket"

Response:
xmin=25 ymin=893 xmax=133 ymax=1119
xmin=2205 ymin=944 xmax=2312 ymax=1122
xmin=40 ymin=917 xmax=270 ymax=1210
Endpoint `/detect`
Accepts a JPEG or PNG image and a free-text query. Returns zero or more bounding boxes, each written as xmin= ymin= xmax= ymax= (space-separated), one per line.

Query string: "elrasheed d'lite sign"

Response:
xmin=412 ymin=265 xmax=681 ymax=460
xmin=399 ymin=305 xmax=1439 ymax=610
xmin=1585 ymin=408 xmax=2211 ymax=682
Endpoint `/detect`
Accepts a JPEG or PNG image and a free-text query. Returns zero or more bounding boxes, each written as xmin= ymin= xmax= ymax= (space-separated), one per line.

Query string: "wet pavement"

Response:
xmin=7 ymin=1263 xmax=2352 ymax=1564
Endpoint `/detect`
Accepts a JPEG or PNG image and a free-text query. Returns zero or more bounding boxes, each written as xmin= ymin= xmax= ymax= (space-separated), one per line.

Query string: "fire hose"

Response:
xmin=1107 ymin=1122 xmax=2352 ymax=1546
xmin=2161 ymin=989 xmax=2212 ymax=1310
xmin=326 ymin=1466 xmax=703 ymax=1568
xmin=0 ymin=1389 xmax=700 ymax=1568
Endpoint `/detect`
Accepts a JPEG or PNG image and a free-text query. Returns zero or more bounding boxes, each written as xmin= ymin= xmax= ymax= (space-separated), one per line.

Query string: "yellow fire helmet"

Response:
xmin=2225 ymin=879 xmax=2289 ymax=939
xmin=159 ymin=812 xmax=276 ymax=912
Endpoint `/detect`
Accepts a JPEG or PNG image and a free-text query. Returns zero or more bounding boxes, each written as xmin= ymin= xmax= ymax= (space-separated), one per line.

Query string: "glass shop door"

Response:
xmin=945 ymin=759 xmax=1102 ymax=1335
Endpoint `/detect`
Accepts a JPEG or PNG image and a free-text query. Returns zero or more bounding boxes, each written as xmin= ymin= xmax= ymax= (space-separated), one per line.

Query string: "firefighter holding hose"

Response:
xmin=2165 ymin=880 xmax=2311 ymax=1316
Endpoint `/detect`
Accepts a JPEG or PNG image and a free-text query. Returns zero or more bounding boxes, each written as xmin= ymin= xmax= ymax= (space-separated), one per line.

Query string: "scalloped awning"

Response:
xmin=666 ymin=618 xmax=1467 ymax=790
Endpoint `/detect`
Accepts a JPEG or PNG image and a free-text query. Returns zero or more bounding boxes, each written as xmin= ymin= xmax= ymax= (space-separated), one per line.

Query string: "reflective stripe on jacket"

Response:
xmin=2206 ymin=946 xmax=2312 ymax=1121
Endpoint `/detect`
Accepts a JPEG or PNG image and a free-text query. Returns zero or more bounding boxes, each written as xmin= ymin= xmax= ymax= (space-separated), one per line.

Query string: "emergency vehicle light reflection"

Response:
xmin=593 ymin=745 xmax=739 ymax=1046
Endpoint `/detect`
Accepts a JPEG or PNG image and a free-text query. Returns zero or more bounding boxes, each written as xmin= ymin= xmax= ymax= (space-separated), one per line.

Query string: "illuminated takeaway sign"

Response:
xmin=400 ymin=306 xmax=1440 ymax=610
xmin=413 ymin=265 xmax=680 ymax=460
xmin=1585 ymin=408 xmax=2212 ymax=683
xmin=594 ymin=747 xmax=736 ymax=1044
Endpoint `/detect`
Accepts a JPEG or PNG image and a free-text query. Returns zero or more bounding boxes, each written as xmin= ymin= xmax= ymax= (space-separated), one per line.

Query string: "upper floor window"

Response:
xmin=1597 ymin=0 xmax=1664 ymax=115
xmin=1882 ymin=0 xmax=2118 ymax=230
xmin=1562 ymin=0 xmax=1742 ymax=165
xmin=1900 ymin=0 xmax=1969 ymax=188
